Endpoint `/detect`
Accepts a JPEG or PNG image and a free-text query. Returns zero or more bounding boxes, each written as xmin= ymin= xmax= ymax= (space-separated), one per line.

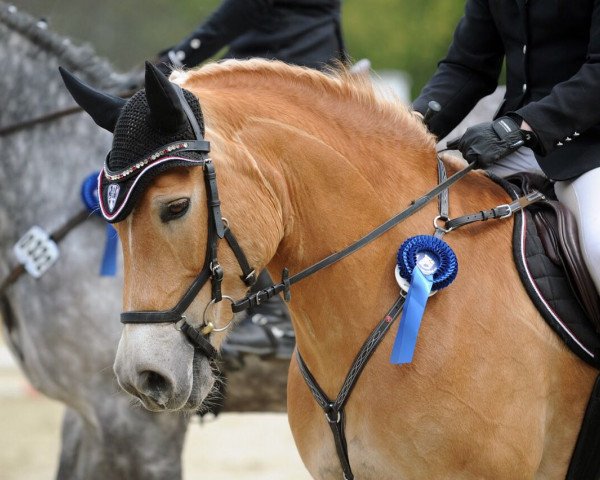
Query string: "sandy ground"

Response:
xmin=0 ymin=348 xmax=311 ymax=480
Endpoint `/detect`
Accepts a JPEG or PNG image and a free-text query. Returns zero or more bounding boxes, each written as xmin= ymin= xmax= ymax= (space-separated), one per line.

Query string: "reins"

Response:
xmin=230 ymin=158 xmax=476 ymax=313
xmin=0 ymin=88 xmax=137 ymax=137
xmin=0 ymin=86 xmax=138 ymax=294
xmin=0 ymin=209 xmax=90 ymax=297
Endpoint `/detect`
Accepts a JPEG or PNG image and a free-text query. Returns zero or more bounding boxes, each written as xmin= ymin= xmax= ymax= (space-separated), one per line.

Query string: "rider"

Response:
xmin=155 ymin=0 xmax=349 ymax=360
xmin=156 ymin=0 xmax=348 ymax=74
xmin=412 ymin=0 xmax=600 ymax=297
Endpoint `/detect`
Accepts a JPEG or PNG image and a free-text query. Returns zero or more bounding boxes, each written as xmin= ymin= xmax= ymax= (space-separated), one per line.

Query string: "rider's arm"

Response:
xmin=163 ymin=0 xmax=275 ymax=69
xmin=412 ymin=0 xmax=504 ymax=139
xmin=514 ymin=3 xmax=600 ymax=155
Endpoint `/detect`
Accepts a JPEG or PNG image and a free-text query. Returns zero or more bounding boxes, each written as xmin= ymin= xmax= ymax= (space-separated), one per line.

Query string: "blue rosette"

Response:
xmin=80 ymin=171 xmax=119 ymax=276
xmin=391 ymin=235 xmax=458 ymax=364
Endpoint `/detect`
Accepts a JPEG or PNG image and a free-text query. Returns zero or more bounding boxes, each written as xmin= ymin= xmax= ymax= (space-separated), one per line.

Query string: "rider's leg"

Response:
xmin=554 ymin=166 xmax=600 ymax=293
xmin=487 ymin=147 xmax=600 ymax=294
xmin=486 ymin=146 xmax=545 ymax=178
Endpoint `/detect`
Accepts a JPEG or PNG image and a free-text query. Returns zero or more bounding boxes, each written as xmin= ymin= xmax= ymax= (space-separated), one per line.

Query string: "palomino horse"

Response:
xmin=0 ymin=4 xmax=286 ymax=478
xmin=63 ymin=59 xmax=597 ymax=479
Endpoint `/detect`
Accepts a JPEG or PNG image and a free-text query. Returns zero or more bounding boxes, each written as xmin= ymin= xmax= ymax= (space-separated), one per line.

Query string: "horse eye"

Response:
xmin=161 ymin=198 xmax=190 ymax=222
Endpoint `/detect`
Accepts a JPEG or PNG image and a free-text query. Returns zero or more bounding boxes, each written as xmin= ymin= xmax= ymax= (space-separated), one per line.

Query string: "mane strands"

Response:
xmin=173 ymin=59 xmax=435 ymax=150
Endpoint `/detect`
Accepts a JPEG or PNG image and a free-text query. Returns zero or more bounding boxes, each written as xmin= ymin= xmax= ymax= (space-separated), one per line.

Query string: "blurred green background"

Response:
xmin=10 ymin=0 xmax=465 ymax=98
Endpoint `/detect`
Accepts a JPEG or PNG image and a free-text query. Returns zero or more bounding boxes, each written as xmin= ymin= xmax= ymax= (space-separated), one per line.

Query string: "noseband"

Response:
xmin=117 ymin=87 xmax=256 ymax=359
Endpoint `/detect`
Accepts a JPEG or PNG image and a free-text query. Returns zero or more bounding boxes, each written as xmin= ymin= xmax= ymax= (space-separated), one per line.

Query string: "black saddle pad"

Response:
xmin=497 ymin=177 xmax=600 ymax=368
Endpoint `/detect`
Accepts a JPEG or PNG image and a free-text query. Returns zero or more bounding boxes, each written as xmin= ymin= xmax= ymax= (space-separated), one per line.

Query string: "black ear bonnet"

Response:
xmin=59 ymin=62 xmax=210 ymax=223
xmin=98 ymin=87 xmax=209 ymax=223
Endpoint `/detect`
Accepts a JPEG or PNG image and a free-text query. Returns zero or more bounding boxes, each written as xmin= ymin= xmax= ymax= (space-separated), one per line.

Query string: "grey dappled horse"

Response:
xmin=0 ymin=4 xmax=286 ymax=479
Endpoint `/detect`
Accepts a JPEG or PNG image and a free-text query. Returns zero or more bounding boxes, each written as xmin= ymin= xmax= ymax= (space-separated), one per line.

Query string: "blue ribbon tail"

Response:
xmin=100 ymin=224 xmax=119 ymax=277
xmin=390 ymin=267 xmax=433 ymax=364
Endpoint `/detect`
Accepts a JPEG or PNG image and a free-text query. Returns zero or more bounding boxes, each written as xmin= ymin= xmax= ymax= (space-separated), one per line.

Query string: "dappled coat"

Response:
xmin=413 ymin=0 xmax=600 ymax=181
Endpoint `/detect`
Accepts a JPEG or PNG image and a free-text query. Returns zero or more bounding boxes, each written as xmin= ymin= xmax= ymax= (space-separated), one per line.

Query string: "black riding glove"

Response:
xmin=448 ymin=116 xmax=535 ymax=168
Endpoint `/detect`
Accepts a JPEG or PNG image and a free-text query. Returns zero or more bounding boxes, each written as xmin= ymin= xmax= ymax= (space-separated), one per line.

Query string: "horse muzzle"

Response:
xmin=113 ymin=323 xmax=213 ymax=412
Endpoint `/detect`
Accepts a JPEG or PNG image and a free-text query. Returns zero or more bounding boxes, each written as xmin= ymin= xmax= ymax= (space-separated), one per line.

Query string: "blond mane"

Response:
xmin=171 ymin=58 xmax=435 ymax=150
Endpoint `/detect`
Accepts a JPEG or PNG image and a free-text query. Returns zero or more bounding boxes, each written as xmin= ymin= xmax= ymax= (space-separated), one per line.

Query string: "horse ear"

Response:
xmin=58 ymin=67 xmax=125 ymax=133
xmin=144 ymin=61 xmax=187 ymax=132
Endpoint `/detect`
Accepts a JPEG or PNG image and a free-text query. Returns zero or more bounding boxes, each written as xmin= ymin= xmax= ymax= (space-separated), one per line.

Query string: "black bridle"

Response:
xmin=119 ymin=157 xmax=257 ymax=358
xmin=115 ymin=127 xmax=474 ymax=479
xmin=118 ymin=86 xmax=257 ymax=359
xmin=0 ymin=88 xmax=137 ymax=138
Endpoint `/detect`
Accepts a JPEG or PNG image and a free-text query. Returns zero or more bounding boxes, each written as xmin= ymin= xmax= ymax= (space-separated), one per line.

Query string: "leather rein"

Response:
xmin=0 ymin=89 xmax=138 ymax=296
xmin=0 ymin=89 xmax=137 ymax=137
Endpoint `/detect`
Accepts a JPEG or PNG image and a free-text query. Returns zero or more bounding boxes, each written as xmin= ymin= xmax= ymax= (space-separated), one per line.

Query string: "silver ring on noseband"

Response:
xmin=202 ymin=295 xmax=235 ymax=333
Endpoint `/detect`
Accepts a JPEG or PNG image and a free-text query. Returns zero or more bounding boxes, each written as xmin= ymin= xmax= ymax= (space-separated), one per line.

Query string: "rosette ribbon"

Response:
xmin=391 ymin=235 xmax=458 ymax=364
xmin=81 ymin=171 xmax=119 ymax=276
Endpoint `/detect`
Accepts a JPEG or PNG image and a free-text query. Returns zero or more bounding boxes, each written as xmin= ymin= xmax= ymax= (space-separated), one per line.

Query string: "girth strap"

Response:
xmin=296 ymin=295 xmax=406 ymax=480
xmin=566 ymin=373 xmax=600 ymax=480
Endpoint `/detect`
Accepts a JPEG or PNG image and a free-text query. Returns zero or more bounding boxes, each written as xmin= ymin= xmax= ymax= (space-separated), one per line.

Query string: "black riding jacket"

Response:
xmin=168 ymin=0 xmax=346 ymax=71
xmin=413 ymin=0 xmax=600 ymax=180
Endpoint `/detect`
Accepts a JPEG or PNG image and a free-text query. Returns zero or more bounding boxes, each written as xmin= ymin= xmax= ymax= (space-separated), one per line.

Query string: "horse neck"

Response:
xmin=190 ymin=66 xmax=438 ymax=384
xmin=270 ymin=129 xmax=437 ymax=381
xmin=0 ymin=7 xmax=124 ymax=274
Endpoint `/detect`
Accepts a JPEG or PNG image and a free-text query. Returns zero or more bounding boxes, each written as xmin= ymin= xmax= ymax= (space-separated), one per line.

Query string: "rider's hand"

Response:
xmin=447 ymin=116 xmax=536 ymax=168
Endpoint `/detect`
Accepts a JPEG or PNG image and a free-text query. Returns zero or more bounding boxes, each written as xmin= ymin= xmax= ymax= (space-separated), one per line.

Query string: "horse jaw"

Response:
xmin=113 ymin=323 xmax=215 ymax=412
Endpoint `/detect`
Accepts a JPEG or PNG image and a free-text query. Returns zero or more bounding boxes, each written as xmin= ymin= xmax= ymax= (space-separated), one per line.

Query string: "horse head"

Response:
xmin=61 ymin=61 xmax=279 ymax=412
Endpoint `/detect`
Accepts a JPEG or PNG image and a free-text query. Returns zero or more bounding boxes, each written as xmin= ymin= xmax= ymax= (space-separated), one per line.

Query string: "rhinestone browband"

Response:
xmin=103 ymin=142 xmax=191 ymax=181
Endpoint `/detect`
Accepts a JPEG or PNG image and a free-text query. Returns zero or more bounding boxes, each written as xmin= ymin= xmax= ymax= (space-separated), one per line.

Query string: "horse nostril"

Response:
xmin=138 ymin=370 xmax=173 ymax=406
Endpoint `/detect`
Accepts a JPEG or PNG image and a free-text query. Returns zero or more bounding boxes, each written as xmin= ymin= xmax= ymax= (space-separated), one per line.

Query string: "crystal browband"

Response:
xmin=103 ymin=139 xmax=211 ymax=181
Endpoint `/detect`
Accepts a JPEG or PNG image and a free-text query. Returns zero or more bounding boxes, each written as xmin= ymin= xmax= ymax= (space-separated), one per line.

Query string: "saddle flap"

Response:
xmin=533 ymin=200 xmax=600 ymax=333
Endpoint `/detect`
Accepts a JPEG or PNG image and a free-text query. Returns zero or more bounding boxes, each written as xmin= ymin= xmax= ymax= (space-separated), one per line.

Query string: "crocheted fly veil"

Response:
xmin=59 ymin=61 xmax=210 ymax=222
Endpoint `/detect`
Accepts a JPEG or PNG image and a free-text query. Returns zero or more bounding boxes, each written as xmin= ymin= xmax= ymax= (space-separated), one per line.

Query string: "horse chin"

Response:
xmin=185 ymin=350 xmax=217 ymax=412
